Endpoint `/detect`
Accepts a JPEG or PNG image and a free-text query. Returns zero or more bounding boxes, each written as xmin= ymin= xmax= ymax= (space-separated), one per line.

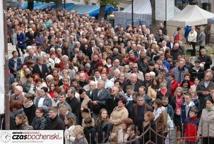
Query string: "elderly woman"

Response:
xmin=198 ymin=98 xmax=214 ymax=144
xmin=109 ymin=97 xmax=129 ymax=142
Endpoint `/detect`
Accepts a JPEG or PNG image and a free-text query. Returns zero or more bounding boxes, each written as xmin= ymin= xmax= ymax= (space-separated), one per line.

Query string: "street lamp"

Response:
xmin=131 ymin=0 xmax=134 ymax=27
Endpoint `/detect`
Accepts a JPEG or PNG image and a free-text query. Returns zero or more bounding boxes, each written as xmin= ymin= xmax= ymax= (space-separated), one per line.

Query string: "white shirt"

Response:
xmin=204 ymin=81 xmax=210 ymax=88
xmin=38 ymin=97 xmax=45 ymax=107
xmin=105 ymin=79 xmax=114 ymax=89
xmin=188 ymin=30 xmax=197 ymax=42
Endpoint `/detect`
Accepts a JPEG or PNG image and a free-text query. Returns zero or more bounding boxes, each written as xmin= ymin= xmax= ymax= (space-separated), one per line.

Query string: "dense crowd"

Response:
xmin=6 ymin=8 xmax=214 ymax=144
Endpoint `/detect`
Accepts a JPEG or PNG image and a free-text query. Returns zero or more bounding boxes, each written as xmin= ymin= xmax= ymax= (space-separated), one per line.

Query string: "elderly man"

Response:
xmin=124 ymin=73 xmax=143 ymax=92
xmin=10 ymin=85 xmax=25 ymax=111
xmin=170 ymin=42 xmax=184 ymax=61
xmin=89 ymin=80 xmax=110 ymax=116
xmin=173 ymin=58 xmax=189 ymax=83
xmin=32 ymin=56 xmax=49 ymax=79
xmin=197 ymin=71 xmax=214 ymax=112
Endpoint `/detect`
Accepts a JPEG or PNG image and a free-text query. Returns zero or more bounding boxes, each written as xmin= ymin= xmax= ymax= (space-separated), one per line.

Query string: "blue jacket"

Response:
xmin=17 ymin=32 xmax=26 ymax=48
xmin=166 ymin=104 xmax=174 ymax=120
xmin=8 ymin=57 xmax=22 ymax=74
xmin=173 ymin=66 xmax=189 ymax=83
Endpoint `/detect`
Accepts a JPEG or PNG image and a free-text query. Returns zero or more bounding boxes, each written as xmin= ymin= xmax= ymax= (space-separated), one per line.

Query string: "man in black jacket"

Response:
xmin=32 ymin=56 xmax=49 ymax=79
xmin=89 ymin=80 xmax=110 ymax=116
xmin=129 ymin=96 xmax=153 ymax=132
xmin=197 ymin=71 xmax=214 ymax=113
xmin=106 ymin=86 xmax=120 ymax=114
xmin=190 ymin=60 xmax=205 ymax=81
xmin=45 ymin=107 xmax=65 ymax=130
xmin=198 ymin=48 xmax=212 ymax=70
xmin=66 ymin=88 xmax=81 ymax=124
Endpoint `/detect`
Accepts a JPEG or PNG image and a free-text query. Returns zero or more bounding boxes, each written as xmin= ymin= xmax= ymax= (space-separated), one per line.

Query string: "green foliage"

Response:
xmin=99 ymin=0 xmax=119 ymax=6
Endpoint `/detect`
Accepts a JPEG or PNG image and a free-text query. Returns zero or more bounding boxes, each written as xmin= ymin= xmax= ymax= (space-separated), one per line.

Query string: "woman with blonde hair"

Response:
xmin=171 ymin=87 xmax=184 ymax=136
xmin=64 ymin=113 xmax=77 ymax=144
xmin=73 ymin=125 xmax=88 ymax=144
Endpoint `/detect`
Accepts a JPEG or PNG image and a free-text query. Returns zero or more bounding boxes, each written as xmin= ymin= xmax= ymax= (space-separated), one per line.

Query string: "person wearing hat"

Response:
xmin=183 ymin=106 xmax=199 ymax=144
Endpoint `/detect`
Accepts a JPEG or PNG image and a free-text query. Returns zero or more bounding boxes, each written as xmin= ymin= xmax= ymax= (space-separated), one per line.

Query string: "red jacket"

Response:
xmin=170 ymin=80 xmax=179 ymax=96
xmin=184 ymin=117 xmax=199 ymax=142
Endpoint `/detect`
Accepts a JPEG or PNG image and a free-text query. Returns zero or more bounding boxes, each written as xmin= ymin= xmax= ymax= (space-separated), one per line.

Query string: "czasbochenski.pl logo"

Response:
xmin=0 ymin=132 xmax=12 ymax=143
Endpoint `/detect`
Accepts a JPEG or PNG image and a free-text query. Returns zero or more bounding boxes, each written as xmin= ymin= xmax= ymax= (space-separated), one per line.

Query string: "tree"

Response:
xmin=98 ymin=0 xmax=119 ymax=19
xmin=27 ymin=0 xmax=34 ymax=10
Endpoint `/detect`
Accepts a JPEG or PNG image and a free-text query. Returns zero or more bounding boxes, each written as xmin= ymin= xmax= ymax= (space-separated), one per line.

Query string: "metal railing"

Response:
xmin=65 ymin=122 xmax=214 ymax=144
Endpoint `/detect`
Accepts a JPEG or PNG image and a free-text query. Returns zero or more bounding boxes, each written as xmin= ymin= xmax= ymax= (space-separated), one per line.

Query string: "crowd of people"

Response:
xmin=6 ymin=7 xmax=214 ymax=144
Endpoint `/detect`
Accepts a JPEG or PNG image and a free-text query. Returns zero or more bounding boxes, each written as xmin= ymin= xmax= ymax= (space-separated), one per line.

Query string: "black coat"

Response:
xmin=190 ymin=67 xmax=205 ymax=81
xmin=32 ymin=64 xmax=49 ymax=79
xmin=198 ymin=55 xmax=212 ymax=70
xmin=137 ymin=59 xmax=148 ymax=75
xmin=89 ymin=89 xmax=110 ymax=115
xmin=66 ymin=97 xmax=81 ymax=124
xmin=170 ymin=48 xmax=184 ymax=60
xmin=45 ymin=115 xmax=65 ymax=130
xmin=106 ymin=95 xmax=119 ymax=114
xmin=23 ymin=104 xmax=36 ymax=125
xmin=84 ymin=126 xmax=97 ymax=144
xmin=32 ymin=116 xmax=47 ymax=130
xmin=95 ymin=120 xmax=112 ymax=143
xmin=130 ymin=104 xmax=153 ymax=132
xmin=142 ymin=122 xmax=156 ymax=144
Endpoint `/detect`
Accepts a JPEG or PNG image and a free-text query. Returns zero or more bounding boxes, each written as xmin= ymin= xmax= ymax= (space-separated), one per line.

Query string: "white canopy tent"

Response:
xmin=168 ymin=5 xmax=214 ymax=26
xmin=167 ymin=5 xmax=214 ymax=35
xmin=114 ymin=0 xmax=152 ymax=27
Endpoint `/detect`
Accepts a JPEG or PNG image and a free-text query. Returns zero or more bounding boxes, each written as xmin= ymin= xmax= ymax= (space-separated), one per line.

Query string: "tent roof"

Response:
xmin=168 ymin=5 xmax=214 ymax=26
xmin=121 ymin=0 xmax=152 ymax=15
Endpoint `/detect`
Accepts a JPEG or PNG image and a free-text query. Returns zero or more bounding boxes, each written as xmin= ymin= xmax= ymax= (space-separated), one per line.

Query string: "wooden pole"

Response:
xmin=1 ymin=0 xmax=10 ymax=130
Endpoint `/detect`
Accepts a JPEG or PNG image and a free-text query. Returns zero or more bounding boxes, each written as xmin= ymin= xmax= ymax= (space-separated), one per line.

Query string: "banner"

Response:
xmin=0 ymin=0 xmax=5 ymax=114
xmin=0 ymin=130 xmax=64 ymax=144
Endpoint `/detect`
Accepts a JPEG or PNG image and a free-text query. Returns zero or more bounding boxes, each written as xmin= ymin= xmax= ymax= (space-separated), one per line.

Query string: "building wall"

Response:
xmin=211 ymin=1 xmax=214 ymax=12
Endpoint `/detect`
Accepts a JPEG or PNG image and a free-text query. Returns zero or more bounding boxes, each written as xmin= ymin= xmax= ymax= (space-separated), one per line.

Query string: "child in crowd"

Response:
xmin=183 ymin=107 xmax=199 ymax=144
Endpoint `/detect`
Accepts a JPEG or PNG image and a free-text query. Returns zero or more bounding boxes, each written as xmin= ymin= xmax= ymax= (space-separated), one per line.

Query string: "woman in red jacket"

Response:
xmin=169 ymin=73 xmax=179 ymax=97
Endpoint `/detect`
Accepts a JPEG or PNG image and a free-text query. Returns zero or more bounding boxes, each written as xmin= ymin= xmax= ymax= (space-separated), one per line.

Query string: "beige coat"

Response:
xmin=110 ymin=106 xmax=129 ymax=129
xmin=109 ymin=106 xmax=129 ymax=144
xmin=198 ymin=106 xmax=214 ymax=137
